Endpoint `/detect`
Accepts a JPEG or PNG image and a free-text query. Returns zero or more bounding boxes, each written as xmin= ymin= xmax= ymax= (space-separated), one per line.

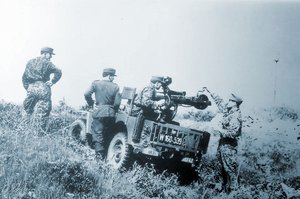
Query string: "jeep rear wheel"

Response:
xmin=106 ymin=132 xmax=132 ymax=170
xmin=68 ymin=120 xmax=88 ymax=145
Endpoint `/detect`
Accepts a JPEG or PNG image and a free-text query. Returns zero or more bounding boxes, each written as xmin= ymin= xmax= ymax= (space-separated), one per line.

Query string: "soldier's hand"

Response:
xmin=154 ymin=109 xmax=162 ymax=114
xmin=202 ymin=87 xmax=210 ymax=93
xmin=46 ymin=81 xmax=53 ymax=87
xmin=156 ymin=99 xmax=166 ymax=107
xmin=81 ymin=104 xmax=93 ymax=111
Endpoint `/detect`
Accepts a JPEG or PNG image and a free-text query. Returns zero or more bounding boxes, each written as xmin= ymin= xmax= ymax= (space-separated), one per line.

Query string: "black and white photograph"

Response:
xmin=0 ymin=0 xmax=299 ymax=198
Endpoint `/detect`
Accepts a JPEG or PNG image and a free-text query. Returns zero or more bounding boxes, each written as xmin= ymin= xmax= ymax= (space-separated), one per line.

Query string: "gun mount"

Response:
xmin=155 ymin=76 xmax=211 ymax=121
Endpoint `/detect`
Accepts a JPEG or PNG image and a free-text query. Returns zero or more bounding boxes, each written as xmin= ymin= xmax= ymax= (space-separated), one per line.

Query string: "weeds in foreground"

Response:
xmin=0 ymin=101 xmax=299 ymax=198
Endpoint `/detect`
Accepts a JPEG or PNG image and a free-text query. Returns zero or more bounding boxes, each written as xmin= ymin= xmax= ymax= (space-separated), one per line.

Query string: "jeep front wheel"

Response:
xmin=106 ymin=132 xmax=132 ymax=170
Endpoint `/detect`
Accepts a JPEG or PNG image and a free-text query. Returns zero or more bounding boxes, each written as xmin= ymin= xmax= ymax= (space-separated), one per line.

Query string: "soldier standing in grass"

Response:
xmin=203 ymin=87 xmax=243 ymax=193
xmin=84 ymin=68 xmax=121 ymax=161
xmin=22 ymin=47 xmax=62 ymax=131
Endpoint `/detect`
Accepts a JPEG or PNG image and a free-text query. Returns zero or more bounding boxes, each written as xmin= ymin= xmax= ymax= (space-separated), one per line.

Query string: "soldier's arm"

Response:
xmin=210 ymin=93 xmax=227 ymax=112
xmin=22 ymin=61 xmax=33 ymax=90
xmin=141 ymin=87 xmax=156 ymax=109
xmin=113 ymin=86 xmax=121 ymax=111
xmin=48 ymin=63 xmax=62 ymax=84
xmin=22 ymin=72 xmax=30 ymax=90
xmin=84 ymin=82 xmax=95 ymax=107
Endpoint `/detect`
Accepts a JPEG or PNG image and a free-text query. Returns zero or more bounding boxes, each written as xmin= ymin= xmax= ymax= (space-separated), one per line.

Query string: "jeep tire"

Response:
xmin=106 ymin=132 xmax=132 ymax=170
xmin=68 ymin=119 xmax=92 ymax=147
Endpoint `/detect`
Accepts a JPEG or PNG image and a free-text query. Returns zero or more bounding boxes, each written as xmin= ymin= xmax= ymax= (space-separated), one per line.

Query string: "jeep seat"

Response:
xmin=120 ymin=87 xmax=137 ymax=115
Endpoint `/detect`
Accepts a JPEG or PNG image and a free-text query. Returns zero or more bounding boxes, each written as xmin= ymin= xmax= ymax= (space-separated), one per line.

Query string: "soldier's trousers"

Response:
xmin=23 ymin=81 xmax=52 ymax=130
xmin=91 ymin=117 xmax=115 ymax=155
xmin=217 ymin=143 xmax=238 ymax=192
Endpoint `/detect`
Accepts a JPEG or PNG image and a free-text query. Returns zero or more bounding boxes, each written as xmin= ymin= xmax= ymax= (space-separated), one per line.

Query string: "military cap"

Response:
xmin=41 ymin=47 xmax=55 ymax=55
xmin=229 ymin=93 xmax=243 ymax=106
xmin=102 ymin=68 xmax=117 ymax=77
xmin=150 ymin=76 xmax=164 ymax=83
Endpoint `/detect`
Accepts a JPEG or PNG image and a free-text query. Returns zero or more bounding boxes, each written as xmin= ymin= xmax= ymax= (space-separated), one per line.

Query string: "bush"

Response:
xmin=261 ymin=106 xmax=299 ymax=122
xmin=0 ymin=102 xmax=23 ymax=129
xmin=183 ymin=110 xmax=216 ymax=122
xmin=1 ymin=100 xmax=299 ymax=198
xmin=273 ymin=107 xmax=298 ymax=120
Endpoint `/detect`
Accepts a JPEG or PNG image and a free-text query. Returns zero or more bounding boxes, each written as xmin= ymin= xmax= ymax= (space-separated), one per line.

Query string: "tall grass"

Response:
xmin=0 ymin=101 xmax=299 ymax=198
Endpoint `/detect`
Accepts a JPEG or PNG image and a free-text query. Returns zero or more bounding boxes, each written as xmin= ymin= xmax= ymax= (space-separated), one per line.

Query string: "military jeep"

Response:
xmin=69 ymin=81 xmax=211 ymax=171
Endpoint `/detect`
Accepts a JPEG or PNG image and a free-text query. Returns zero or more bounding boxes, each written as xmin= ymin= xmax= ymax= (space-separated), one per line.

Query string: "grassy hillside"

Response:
xmin=0 ymin=101 xmax=299 ymax=198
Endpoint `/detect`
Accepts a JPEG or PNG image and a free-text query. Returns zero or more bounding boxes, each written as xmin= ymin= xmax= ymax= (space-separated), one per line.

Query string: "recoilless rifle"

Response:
xmin=155 ymin=76 xmax=212 ymax=121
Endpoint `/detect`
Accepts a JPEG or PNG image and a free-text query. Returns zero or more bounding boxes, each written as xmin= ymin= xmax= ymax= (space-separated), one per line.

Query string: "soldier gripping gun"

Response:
xmin=154 ymin=76 xmax=211 ymax=121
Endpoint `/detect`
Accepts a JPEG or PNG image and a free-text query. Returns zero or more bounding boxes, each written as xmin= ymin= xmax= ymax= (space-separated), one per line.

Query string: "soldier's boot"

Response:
xmin=229 ymin=175 xmax=238 ymax=192
xmin=224 ymin=184 xmax=231 ymax=194
xmin=222 ymin=174 xmax=231 ymax=193
xmin=223 ymin=176 xmax=237 ymax=193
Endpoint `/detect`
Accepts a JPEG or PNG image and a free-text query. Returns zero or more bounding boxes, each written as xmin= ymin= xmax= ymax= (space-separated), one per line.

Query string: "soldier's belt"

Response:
xmin=219 ymin=137 xmax=238 ymax=147
xmin=29 ymin=80 xmax=45 ymax=84
xmin=95 ymin=104 xmax=114 ymax=109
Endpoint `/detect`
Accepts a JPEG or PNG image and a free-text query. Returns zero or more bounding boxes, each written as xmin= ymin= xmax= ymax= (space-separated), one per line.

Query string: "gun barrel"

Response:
xmin=170 ymin=94 xmax=211 ymax=110
xmin=168 ymin=90 xmax=186 ymax=96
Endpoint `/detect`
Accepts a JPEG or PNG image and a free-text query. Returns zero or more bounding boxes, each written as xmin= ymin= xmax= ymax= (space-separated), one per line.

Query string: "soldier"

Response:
xmin=84 ymin=68 xmax=121 ymax=160
xmin=203 ymin=87 xmax=243 ymax=193
xmin=134 ymin=76 xmax=167 ymax=122
xmin=22 ymin=47 xmax=62 ymax=131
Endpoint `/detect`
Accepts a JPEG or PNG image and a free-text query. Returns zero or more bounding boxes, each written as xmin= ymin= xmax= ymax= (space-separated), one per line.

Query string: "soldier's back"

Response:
xmin=24 ymin=57 xmax=49 ymax=81
xmin=93 ymin=80 xmax=119 ymax=105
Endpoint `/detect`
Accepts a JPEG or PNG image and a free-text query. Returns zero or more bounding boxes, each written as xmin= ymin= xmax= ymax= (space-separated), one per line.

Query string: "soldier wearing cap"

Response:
xmin=203 ymin=87 xmax=243 ymax=193
xmin=84 ymin=68 xmax=121 ymax=160
xmin=22 ymin=47 xmax=62 ymax=131
xmin=134 ymin=76 xmax=167 ymax=121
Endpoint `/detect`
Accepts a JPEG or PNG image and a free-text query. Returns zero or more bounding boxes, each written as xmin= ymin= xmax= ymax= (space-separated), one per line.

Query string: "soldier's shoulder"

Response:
xmin=142 ymin=86 xmax=154 ymax=92
xmin=27 ymin=57 xmax=39 ymax=64
xmin=44 ymin=59 xmax=54 ymax=66
xmin=111 ymin=82 xmax=119 ymax=87
xmin=92 ymin=80 xmax=101 ymax=84
xmin=27 ymin=58 xmax=35 ymax=62
xmin=108 ymin=82 xmax=119 ymax=91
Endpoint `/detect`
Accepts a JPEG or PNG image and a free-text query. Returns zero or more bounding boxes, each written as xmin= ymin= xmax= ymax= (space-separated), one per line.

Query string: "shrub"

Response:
xmin=1 ymin=100 xmax=299 ymax=198
xmin=273 ymin=107 xmax=298 ymax=120
xmin=183 ymin=110 xmax=216 ymax=122
xmin=261 ymin=106 xmax=299 ymax=122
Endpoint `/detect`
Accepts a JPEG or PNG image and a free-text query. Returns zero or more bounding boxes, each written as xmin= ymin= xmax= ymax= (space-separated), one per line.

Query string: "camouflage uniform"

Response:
xmin=22 ymin=56 xmax=62 ymax=130
xmin=134 ymin=85 xmax=160 ymax=120
xmin=84 ymin=79 xmax=120 ymax=157
xmin=210 ymin=93 xmax=242 ymax=192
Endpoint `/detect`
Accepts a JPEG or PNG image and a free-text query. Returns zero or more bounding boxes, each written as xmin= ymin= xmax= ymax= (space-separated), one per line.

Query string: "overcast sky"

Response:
xmin=1 ymin=0 xmax=300 ymax=111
